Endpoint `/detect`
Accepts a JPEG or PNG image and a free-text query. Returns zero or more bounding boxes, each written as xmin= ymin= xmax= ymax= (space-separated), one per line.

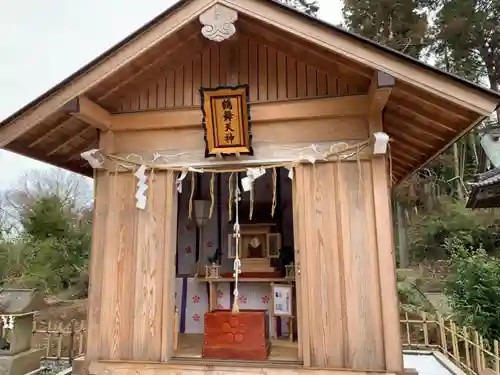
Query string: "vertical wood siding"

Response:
xmin=294 ymin=161 xmax=401 ymax=371
xmin=115 ymin=35 xmax=367 ymax=112
xmin=88 ymin=170 xmax=178 ymax=362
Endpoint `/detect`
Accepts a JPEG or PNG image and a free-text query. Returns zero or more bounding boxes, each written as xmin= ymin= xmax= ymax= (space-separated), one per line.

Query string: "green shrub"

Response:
xmin=445 ymin=239 xmax=500 ymax=341
xmin=408 ymin=198 xmax=500 ymax=262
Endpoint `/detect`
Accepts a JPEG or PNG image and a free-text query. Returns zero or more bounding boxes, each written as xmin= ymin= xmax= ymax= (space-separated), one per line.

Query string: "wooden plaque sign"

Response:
xmin=200 ymin=85 xmax=252 ymax=157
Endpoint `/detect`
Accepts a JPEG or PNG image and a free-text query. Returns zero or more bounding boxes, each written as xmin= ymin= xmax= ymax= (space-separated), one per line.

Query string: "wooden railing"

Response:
xmin=32 ymin=320 xmax=86 ymax=362
xmin=31 ymin=312 xmax=500 ymax=375
xmin=401 ymin=311 xmax=500 ymax=375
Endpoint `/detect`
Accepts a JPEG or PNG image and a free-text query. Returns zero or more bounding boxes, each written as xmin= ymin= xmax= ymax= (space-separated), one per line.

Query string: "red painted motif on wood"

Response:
xmin=203 ymin=310 xmax=270 ymax=361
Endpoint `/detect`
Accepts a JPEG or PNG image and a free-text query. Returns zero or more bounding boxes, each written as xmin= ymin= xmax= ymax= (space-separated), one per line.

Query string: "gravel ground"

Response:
xmin=39 ymin=359 xmax=71 ymax=375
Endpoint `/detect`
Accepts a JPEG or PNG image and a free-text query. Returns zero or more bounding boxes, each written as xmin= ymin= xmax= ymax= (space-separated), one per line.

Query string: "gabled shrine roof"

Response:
xmin=0 ymin=0 xmax=499 ymax=183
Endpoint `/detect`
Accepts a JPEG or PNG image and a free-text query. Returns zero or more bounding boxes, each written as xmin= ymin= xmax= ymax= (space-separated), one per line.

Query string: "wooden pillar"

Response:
xmin=294 ymin=161 xmax=402 ymax=372
xmin=372 ymin=156 xmax=404 ymax=373
xmin=86 ymin=165 xmax=178 ymax=365
xmin=85 ymin=131 xmax=113 ymax=366
xmin=160 ymin=171 xmax=180 ymax=362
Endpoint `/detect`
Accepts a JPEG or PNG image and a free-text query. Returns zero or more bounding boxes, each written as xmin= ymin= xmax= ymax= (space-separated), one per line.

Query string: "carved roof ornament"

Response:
xmin=199 ymin=4 xmax=238 ymax=42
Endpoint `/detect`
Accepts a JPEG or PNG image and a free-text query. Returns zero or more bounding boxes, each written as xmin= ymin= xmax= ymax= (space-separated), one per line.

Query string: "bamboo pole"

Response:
xmin=405 ymin=312 xmax=411 ymax=345
xmin=438 ymin=314 xmax=447 ymax=356
xmin=493 ymin=340 xmax=500 ymax=374
xmin=474 ymin=331 xmax=481 ymax=372
xmin=463 ymin=327 xmax=471 ymax=371
xmin=56 ymin=322 xmax=63 ymax=359
xmin=46 ymin=321 xmax=52 ymax=358
xmin=68 ymin=320 xmax=76 ymax=363
xmin=78 ymin=320 xmax=85 ymax=355
xmin=480 ymin=336 xmax=486 ymax=370
xmin=421 ymin=312 xmax=429 ymax=347
xmin=451 ymin=321 xmax=459 ymax=362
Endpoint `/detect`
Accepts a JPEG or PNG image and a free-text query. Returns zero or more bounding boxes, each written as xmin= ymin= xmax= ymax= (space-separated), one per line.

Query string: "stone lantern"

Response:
xmin=0 ymin=288 xmax=47 ymax=375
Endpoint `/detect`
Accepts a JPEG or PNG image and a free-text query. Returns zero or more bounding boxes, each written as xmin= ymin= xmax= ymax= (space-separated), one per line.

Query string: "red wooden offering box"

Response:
xmin=202 ymin=310 xmax=270 ymax=361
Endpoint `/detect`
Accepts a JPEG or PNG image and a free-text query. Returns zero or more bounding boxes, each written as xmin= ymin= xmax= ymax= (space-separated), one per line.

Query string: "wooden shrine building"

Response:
xmin=467 ymin=128 xmax=500 ymax=209
xmin=1 ymin=1 xmax=499 ymax=374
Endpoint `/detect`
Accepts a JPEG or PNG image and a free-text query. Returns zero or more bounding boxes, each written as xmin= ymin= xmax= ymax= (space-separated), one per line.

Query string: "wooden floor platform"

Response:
xmin=90 ymin=360 xmax=398 ymax=375
xmin=174 ymin=333 xmax=300 ymax=362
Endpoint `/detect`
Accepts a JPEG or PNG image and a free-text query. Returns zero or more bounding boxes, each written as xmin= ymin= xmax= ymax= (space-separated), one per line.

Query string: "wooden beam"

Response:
xmin=386 ymin=130 xmax=432 ymax=154
xmin=384 ymin=112 xmax=446 ymax=142
xmin=63 ymin=96 xmax=112 ymax=131
xmin=389 ymin=147 xmax=421 ymax=164
xmin=391 ymin=163 xmax=408 ymax=175
xmin=388 ymin=153 xmax=415 ymax=169
xmin=47 ymin=125 xmax=93 ymax=156
xmin=28 ymin=117 xmax=74 ymax=148
xmin=386 ymin=97 xmax=456 ymax=133
xmin=395 ymin=83 xmax=473 ymax=122
xmin=368 ymin=71 xmax=395 ymax=116
xmin=110 ymin=95 xmax=370 ymax=131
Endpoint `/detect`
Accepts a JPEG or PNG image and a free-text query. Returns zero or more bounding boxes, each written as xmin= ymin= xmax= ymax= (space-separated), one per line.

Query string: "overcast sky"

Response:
xmin=0 ymin=0 xmax=342 ymax=188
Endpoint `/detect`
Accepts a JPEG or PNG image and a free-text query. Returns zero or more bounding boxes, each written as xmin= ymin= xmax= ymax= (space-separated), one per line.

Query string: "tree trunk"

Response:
xmin=468 ymin=132 xmax=479 ymax=173
xmin=396 ymin=201 xmax=409 ymax=268
xmin=487 ymin=73 xmax=500 ymax=122
xmin=453 ymin=142 xmax=464 ymax=200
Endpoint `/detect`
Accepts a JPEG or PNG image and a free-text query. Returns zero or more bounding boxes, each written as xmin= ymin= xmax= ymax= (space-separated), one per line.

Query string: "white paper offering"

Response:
xmin=272 ymin=285 xmax=293 ymax=316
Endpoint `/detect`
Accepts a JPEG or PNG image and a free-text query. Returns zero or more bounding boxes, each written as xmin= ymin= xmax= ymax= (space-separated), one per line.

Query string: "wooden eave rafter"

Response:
xmin=27 ymin=116 xmax=74 ymax=148
xmin=390 ymin=86 xmax=471 ymax=124
xmin=63 ymin=95 xmax=111 ymax=131
xmin=386 ymin=100 xmax=456 ymax=134
xmin=47 ymin=124 xmax=94 ymax=157
xmin=384 ymin=112 xmax=446 ymax=143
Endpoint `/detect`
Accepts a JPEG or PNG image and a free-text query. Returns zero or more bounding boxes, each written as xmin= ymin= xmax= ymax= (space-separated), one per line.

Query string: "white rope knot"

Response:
xmin=232 ymin=223 xmax=240 ymax=236
xmin=233 ymin=258 xmax=242 ymax=279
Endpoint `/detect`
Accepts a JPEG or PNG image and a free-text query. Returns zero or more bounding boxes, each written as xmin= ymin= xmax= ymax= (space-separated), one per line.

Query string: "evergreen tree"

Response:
xmin=431 ymin=0 xmax=500 ymax=92
xmin=342 ymin=0 xmax=430 ymax=59
xmin=19 ymin=195 xmax=91 ymax=293
xmin=278 ymin=0 xmax=319 ymax=16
